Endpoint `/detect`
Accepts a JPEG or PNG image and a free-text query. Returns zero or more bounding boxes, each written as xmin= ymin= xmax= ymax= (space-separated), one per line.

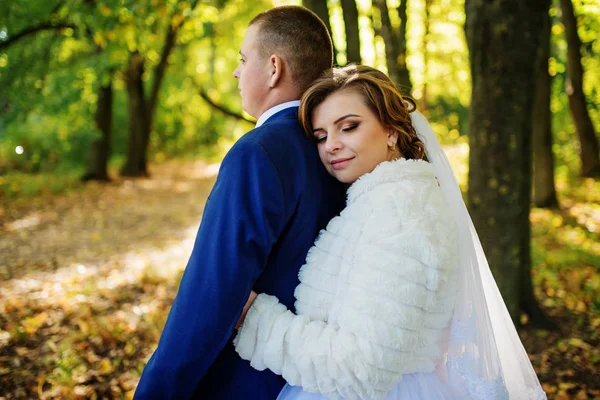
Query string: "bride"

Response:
xmin=233 ymin=65 xmax=546 ymax=400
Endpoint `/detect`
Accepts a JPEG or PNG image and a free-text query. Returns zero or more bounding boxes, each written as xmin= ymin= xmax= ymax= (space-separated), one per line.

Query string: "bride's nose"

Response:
xmin=325 ymin=134 xmax=342 ymax=153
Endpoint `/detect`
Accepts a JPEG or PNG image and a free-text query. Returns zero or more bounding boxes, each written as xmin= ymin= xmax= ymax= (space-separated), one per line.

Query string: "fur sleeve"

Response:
xmin=234 ymin=293 xmax=389 ymax=400
xmin=234 ymin=181 xmax=459 ymax=400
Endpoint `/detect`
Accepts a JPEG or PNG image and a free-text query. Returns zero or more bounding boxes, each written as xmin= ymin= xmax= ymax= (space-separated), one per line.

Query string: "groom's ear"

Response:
xmin=268 ymin=54 xmax=284 ymax=88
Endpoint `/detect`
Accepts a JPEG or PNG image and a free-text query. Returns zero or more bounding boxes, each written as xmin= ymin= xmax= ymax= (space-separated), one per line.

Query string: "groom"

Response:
xmin=134 ymin=6 xmax=346 ymax=400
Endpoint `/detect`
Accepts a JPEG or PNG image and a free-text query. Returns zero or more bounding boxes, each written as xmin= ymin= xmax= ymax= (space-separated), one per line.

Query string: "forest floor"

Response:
xmin=1 ymin=151 xmax=599 ymax=399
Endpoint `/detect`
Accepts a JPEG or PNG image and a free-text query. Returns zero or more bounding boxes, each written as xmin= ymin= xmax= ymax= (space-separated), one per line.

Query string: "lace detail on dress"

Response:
xmin=446 ymin=315 xmax=546 ymax=400
xmin=447 ymin=353 xmax=509 ymax=400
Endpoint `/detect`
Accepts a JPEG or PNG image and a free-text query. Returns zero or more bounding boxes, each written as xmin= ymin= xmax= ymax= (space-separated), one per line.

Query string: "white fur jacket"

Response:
xmin=234 ymin=158 xmax=460 ymax=400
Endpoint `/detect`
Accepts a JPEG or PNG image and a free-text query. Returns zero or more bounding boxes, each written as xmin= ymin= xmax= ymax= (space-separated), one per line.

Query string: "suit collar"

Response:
xmin=255 ymin=101 xmax=301 ymax=127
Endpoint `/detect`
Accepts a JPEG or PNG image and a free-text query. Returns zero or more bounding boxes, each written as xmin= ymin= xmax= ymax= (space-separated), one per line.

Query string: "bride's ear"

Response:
xmin=387 ymin=128 xmax=399 ymax=147
xmin=268 ymin=55 xmax=283 ymax=88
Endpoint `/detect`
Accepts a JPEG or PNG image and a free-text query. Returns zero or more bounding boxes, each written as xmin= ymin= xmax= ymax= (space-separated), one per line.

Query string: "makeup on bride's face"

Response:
xmin=311 ymin=89 xmax=397 ymax=184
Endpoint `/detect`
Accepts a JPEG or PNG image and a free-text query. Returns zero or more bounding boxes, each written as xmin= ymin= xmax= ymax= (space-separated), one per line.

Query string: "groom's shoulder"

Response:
xmin=249 ymin=115 xmax=304 ymax=144
xmin=231 ymin=118 xmax=307 ymax=159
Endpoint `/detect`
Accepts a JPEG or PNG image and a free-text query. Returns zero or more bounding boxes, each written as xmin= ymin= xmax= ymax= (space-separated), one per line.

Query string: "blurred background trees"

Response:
xmin=0 ymin=0 xmax=263 ymax=178
xmin=1 ymin=0 xmax=599 ymax=336
xmin=3 ymin=0 xmax=596 ymax=184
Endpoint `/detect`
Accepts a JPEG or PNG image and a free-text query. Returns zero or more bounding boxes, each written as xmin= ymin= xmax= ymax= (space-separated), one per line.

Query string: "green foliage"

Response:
xmin=0 ymin=0 xmax=598 ymax=187
xmin=405 ymin=0 xmax=470 ymax=105
xmin=0 ymin=0 xmax=270 ymax=177
xmin=0 ymin=167 xmax=85 ymax=201
xmin=548 ymin=0 xmax=600 ymax=180
xmin=424 ymin=97 xmax=469 ymax=144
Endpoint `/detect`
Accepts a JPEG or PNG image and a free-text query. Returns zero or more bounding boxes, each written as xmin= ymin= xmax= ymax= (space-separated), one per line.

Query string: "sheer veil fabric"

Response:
xmin=410 ymin=111 xmax=547 ymax=400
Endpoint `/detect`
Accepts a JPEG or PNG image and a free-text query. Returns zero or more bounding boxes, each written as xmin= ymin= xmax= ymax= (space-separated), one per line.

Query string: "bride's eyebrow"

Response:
xmin=334 ymin=114 xmax=361 ymax=124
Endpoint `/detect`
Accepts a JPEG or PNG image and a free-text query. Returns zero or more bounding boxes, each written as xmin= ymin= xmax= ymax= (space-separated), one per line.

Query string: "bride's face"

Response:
xmin=311 ymin=89 xmax=398 ymax=184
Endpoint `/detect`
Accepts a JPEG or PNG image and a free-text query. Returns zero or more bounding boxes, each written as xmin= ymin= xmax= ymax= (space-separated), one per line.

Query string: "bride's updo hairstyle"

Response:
xmin=299 ymin=64 xmax=426 ymax=161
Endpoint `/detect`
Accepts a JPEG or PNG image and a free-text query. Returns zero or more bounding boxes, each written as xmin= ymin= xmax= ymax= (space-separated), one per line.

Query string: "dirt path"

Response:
xmin=0 ymin=160 xmax=219 ymax=399
xmin=1 ymin=161 xmax=219 ymax=281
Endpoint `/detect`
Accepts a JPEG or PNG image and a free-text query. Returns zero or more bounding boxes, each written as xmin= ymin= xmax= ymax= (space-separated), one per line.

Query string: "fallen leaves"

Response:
xmin=0 ymin=158 xmax=598 ymax=399
xmin=0 ymin=160 xmax=217 ymax=399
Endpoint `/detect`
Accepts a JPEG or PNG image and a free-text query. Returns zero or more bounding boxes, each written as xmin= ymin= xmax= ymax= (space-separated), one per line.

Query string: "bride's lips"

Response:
xmin=330 ymin=157 xmax=355 ymax=170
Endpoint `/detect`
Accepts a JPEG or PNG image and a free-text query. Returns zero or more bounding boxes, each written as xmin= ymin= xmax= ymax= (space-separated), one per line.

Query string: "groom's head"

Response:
xmin=233 ymin=6 xmax=333 ymax=118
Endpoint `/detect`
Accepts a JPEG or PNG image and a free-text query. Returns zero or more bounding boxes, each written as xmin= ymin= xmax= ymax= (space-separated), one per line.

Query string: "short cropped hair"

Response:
xmin=250 ymin=6 xmax=333 ymax=94
xmin=300 ymin=65 xmax=426 ymax=161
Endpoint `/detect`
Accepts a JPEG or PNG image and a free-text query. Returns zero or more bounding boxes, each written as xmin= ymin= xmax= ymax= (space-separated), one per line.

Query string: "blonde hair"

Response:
xmin=299 ymin=65 xmax=426 ymax=161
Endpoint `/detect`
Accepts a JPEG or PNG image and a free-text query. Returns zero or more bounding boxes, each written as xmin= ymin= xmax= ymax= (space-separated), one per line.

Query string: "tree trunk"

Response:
xmin=376 ymin=0 xmax=412 ymax=95
xmin=375 ymin=0 xmax=409 ymax=93
xmin=148 ymin=16 xmax=179 ymax=130
xmin=559 ymin=0 xmax=600 ymax=177
xmin=375 ymin=0 xmax=397 ymax=83
xmin=526 ymin=7 xmax=559 ymax=329
xmin=465 ymin=0 xmax=551 ymax=324
xmin=369 ymin=6 xmax=383 ymax=63
xmin=121 ymin=52 xmax=149 ymax=177
xmin=138 ymin=17 xmax=180 ymax=173
xmin=396 ymin=0 xmax=412 ymax=93
xmin=533 ymin=11 xmax=559 ymax=209
xmin=421 ymin=0 xmax=432 ymax=111
xmin=205 ymin=25 xmax=219 ymax=145
xmin=83 ymin=78 xmax=113 ymax=181
xmin=340 ymin=0 xmax=361 ymax=64
xmin=121 ymin=2 xmax=198 ymax=178
xmin=303 ymin=0 xmax=337 ymax=61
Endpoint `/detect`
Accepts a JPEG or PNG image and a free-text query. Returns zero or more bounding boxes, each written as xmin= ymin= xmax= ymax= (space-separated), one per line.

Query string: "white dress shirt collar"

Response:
xmin=255 ymin=100 xmax=301 ymax=128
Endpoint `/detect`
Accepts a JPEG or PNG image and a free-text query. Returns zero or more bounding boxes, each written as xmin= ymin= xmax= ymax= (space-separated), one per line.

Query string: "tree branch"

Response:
xmin=198 ymin=89 xmax=254 ymax=124
xmin=0 ymin=22 xmax=75 ymax=51
xmin=148 ymin=0 xmax=201 ymax=119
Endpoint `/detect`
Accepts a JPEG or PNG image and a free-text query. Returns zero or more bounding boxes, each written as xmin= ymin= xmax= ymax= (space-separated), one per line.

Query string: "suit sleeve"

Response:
xmin=233 ymin=199 xmax=457 ymax=400
xmin=134 ymin=139 xmax=289 ymax=399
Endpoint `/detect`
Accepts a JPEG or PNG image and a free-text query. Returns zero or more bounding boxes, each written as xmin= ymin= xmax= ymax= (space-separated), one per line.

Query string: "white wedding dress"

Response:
xmin=277 ymin=371 xmax=463 ymax=400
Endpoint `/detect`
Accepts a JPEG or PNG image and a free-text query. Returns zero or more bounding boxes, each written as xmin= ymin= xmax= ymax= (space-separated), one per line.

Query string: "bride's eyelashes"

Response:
xmin=342 ymin=122 xmax=360 ymax=132
xmin=314 ymin=122 xmax=360 ymax=143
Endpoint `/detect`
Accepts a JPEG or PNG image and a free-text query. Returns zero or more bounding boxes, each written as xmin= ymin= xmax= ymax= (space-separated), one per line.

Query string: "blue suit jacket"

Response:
xmin=134 ymin=107 xmax=346 ymax=399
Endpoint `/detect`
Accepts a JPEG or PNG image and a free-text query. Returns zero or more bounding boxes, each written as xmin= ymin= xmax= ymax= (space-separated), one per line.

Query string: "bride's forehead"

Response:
xmin=317 ymin=92 xmax=364 ymax=112
xmin=313 ymin=95 xmax=370 ymax=123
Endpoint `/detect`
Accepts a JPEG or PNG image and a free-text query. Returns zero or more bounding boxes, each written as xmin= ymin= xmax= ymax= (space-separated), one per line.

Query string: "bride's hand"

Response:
xmin=235 ymin=290 xmax=258 ymax=329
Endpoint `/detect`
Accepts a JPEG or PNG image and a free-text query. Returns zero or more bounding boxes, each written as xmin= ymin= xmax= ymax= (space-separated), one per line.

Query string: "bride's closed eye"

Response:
xmin=342 ymin=122 xmax=360 ymax=132
xmin=315 ymin=135 xmax=327 ymax=143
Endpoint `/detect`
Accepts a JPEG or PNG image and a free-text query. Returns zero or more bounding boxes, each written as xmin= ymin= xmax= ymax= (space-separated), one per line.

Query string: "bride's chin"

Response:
xmin=334 ymin=173 xmax=357 ymax=184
